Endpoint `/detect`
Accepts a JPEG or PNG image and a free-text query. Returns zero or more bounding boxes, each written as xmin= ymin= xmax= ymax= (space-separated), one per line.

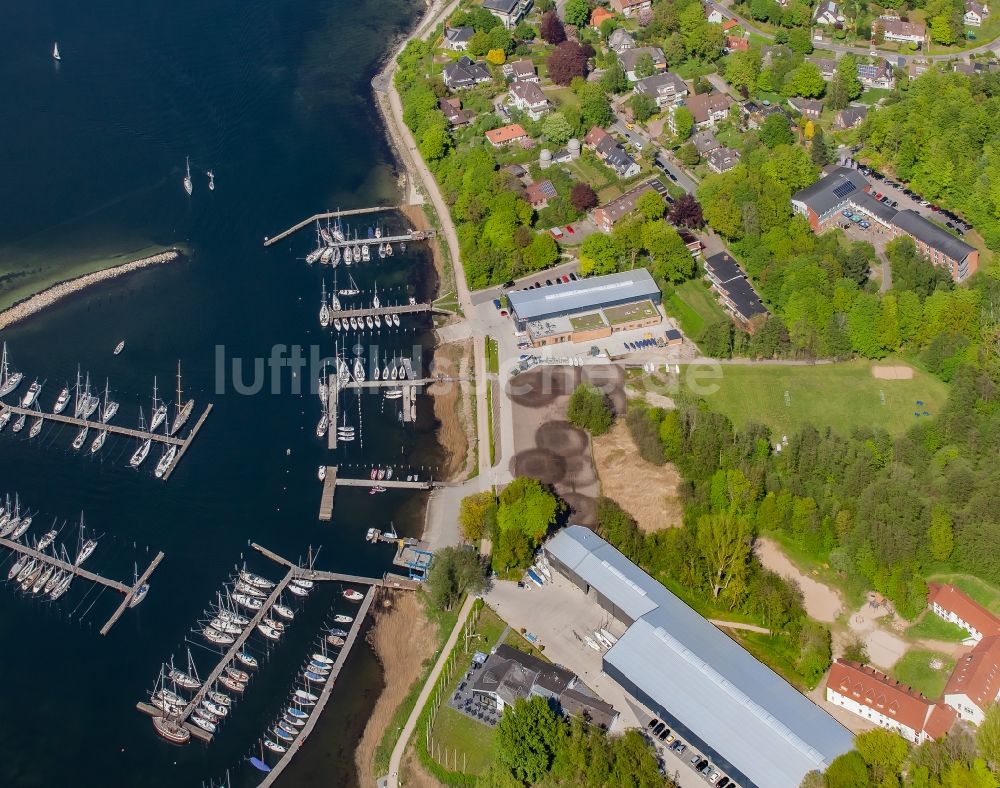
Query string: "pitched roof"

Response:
xmin=691 ymin=130 xmax=720 ymax=154
xmin=585 ymin=126 xmax=611 ymax=147
xmin=809 ymin=57 xmax=838 ymax=74
xmin=444 ymin=26 xmax=474 ymax=44
xmin=788 ymin=97 xmax=824 ymax=114
xmin=704 ymin=251 xmax=766 ymax=319
xmin=890 ymin=211 xmax=976 ymax=263
xmin=967 ymin=1 xmax=989 ymax=15
xmin=722 ymin=17 xmax=739 ymax=30
xmin=945 ymin=635 xmax=1000 ymax=708
xmin=618 ymin=46 xmax=666 ymax=72
xmin=508 ymin=59 xmax=536 ymax=79
xmin=876 ymin=17 xmax=926 ymax=37
xmin=483 ymin=0 xmax=521 ymax=14
xmin=485 ymin=123 xmax=528 ymax=145
xmin=508 ymin=269 xmax=661 ymax=320
xmin=837 ymin=105 xmax=868 ymax=127
xmin=685 ymin=92 xmax=733 ymax=123
xmin=708 ymin=147 xmax=740 ymax=171
xmin=590 ymin=6 xmax=616 ymax=26
xmin=443 ymin=56 xmax=491 ymax=86
xmin=609 ymin=27 xmax=636 ymax=52
xmin=828 ymin=660 xmax=951 ymax=736
xmin=791 ymin=166 xmax=869 ymax=216
xmin=634 ymin=72 xmax=688 ymax=97
xmin=524 ymin=179 xmax=557 ymax=204
xmin=510 ymin=80 xmax=548 ymax=105
xmin=595 ymin=182 xmax=658 ymax=224
xmin=852 ymin=191 xmax=898 ymax=223
xmin=439 ymin=97 xmax=470 ymax=125
xmin=928 ymin=583 xmax=1000 ymax=637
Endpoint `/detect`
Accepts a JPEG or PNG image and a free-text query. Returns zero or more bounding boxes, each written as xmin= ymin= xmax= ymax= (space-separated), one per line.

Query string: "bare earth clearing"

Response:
xmin=755 ymin=538 xmax=844 ymax=623
xmin=428 ymin=339 xmax=473 ymax=481
xmin=591 ymin=421 xmax=683 ymax=531
xmin=872 ymin=365 xmax=915 ymax=380
xmin=354 ymin=592 xmax=437 ymax=785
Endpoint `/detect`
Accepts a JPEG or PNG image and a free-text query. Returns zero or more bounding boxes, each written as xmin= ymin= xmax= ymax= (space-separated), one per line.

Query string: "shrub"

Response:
xmin=566 ymin=383 xmax=614 ymax=435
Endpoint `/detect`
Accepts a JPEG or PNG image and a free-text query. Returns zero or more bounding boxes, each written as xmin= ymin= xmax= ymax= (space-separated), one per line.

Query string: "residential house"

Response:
xmin=813 ymin=0 xmax=845 ymax=25
xmin=707 ymin=147 xmax=741 ymax=173
xmin=966 ymin=0 xmax=989 ymax=26
xmin=691 ymin=129 xmax=720 ymax=156
xmin=706 ymin=7 xmax=725 ymax=23
xmin=810 ymin=57 xmax=838 ymax=80
xmin=584 ymin=126 xmax=612 ymax=150
xmin=442 ymin=56 xmax=492 ymax=90
xmin=791 ymin=165 xmax=872 ymax=231
xmin=857 ymin=57 xmax=895 ymax=89
xmin=483 ymin=0 xmax=533 ymax=29
xmin=954 ymin=62 xmax=977 ymax=75
xmin=722 ymin=17 xmax=740 ymax=32
xmin=591 ymin=181 xmax=660 ymax=231
xmin=611 ymin=0 xmax=652 ymax=18
xmin=608 ymin=27 xmax=636 ymax=55
xmin=439 ymin=97 xmax=471 ymax=127
xmin=834 ymin=104 xmax=867 ymax=129
xmin=633 ymin=72 xmax=689 ymax=107
xmin=702 ymin=251 xmax=767 ymax=323
xmin=503 ymin=59 xmax=539 ymax=82
xmin=586 ymin=127 xmax=641 ymax=179
xmin=679 ymin=91 xmax=733 ymax=130
xmin=590 ymin=6 xmax=615 ymax=27
xmin=927 ymin=584 xmax=1000 ymax=643
xmin=908 ymin=59 xmax=931 ymax=80
xmin=787 ymin=96 xmax=823 ymax=119
xmin=443 ymin=26 xmax=475 ymax=51
xmin=874 ymin=16 xmax=926 ymax=45
xmin=485 ymin=123 xmax=529 ymax=147
xmin=945 ymin=637 xmax=1000 ymax=725
xmin=826 ymin=660 xmax=956 ymax=744
xmin=471 ymin=645 xmax=618 ymax=728
xmin=524 ymin=179 xmax=558 ymax=208
xmin=726 ymin=34 xmax=750 ymax=52
xmin=890 ymin=210 xmax=978 ymax=281
xmin=551 ymin=148 xmax=574 ymax=163
xmin=509 ymin=80 xmax=550 ymax=120
xmin=618 ymin=46 xmax=667 ymax=81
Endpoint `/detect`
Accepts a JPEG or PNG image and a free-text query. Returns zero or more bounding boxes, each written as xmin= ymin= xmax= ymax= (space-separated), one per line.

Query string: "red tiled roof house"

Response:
xmin=927 ymin=583 xmax=1000 ymax=643
xmin=486 ymin=123 xmax=529 ymax=147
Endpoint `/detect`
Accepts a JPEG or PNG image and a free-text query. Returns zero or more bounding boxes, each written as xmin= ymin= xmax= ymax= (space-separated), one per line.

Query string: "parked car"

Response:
xmin=657 ymin=727 xmax=671 ymax=741
xmin=718 ymin=779 xmax=730 ymax=788
xmin=564 ymin=225 xmax=575 ymax=234
xmin=502 ymin=279 xmax=515 ymax=289
xmin=690 ymin=754 xmax=702 ymax=767
xmin=670 ymin=741 xmax=686 ymax=754
xmin=492 ymin=298 xmax=502 ymax=310
xmin=841 ymin=209 xmax=852 ymax=218
xmin=647 ymin=718 xmax=661 ymax=731
xmin=708 ymin=771 xmax=721 ymax=783
xmin=859 ymin=221 xmax=870 ymax=229
xmin=561 ymin=274 xmax=570 ymax=283
xmin=569 ymin=272 xmax=578 ymax=280
xmin=545 ymin=279 xmax=553 ymax=286
xmin=890 ymin=200 xmax=898 ymax=208
xmin=500 ymin=309 xmax=508 ymax=317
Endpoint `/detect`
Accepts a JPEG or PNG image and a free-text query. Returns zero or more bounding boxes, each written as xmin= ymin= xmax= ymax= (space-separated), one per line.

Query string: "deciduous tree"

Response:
xmin=459 ymin=490 xmax=497 ymax=541
xmin=580 ymin=231 xmax=620 ymax=274
xmin=426 ymin=546 xmax=485 ymax=610
xmin=564 ymin=0 xmax=592 ymax=27
xmin=542 ymin=111 xmax=573 ymax=144
xmin=570 ymin=182 xmax=598 ymax=212
xmin=540 ymin=10 xmax=567 ymax=44
xmin=670 ymin=193 xmax=704 ymax=228
xmin=636 ymin=189 xmax=665 ymax=220
xmin=567 ymin=383 xmax=614 ymax=435
xmin=671 ymin=106 xmax=694 ymax=141
xmin=695 ymin=510 xmax=754 ymax=599
xmin=494 ymin=697 xmax=566 ymax=784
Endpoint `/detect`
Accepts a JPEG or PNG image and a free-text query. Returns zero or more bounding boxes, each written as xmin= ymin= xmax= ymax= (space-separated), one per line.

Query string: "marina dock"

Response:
xmin=0 ymin=401 xmax=212 ymax=480
xmin=330 ymin=302 xmax=449 ymax=320
xmin=318 ymin=466 xmax=338 ymax=522
xmin=0 ymin=534 xmax=164 ymax=634
xmin=256 ymin=586 xmax=377 ymax=787
xmin=336 ymin=477 xmax=434 ymax=490
xmin=263 ymin=207 xmax=435 ymax=248
xmin=341 ymin=375 xmax=465 ymax=390
xmin=326 ymin=374 xmax=338 ymax=450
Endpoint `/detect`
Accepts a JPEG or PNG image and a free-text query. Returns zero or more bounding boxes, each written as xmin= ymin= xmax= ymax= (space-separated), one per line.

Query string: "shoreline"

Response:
xmin=0 ymin=249 xmax=182 ymax=332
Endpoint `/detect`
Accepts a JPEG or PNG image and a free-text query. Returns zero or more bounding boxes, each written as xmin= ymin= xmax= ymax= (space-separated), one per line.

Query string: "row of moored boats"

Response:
xmin=305 ymin=219 xmax=404 ymax=268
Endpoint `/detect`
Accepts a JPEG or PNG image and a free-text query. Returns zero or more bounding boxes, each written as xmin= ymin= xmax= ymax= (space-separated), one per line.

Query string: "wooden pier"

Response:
xmin=0 ymin=534 xmax=164 ymax=634
xmin=318 ymin=466 xmax=338 ymax=522
xmin=256 ymin=586 xmax=378 ymax=787
xmin=263 ymin=207 xmax=435 ymax=248
xmin=326 ymin=374 xmax=338 ymax=451
xmin=336 ymin=477 xmax=435 ymax=490
xmin=161 ymin=403 xmax=213 ymax=482
xmin=330 ymin=301 xmax=450 ymax=320
xmin=342 ymin=375 xmax=465 ymax=390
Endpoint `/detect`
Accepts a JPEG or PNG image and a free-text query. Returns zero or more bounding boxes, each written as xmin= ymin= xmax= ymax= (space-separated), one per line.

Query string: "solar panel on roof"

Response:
xmin=831 ymin=181 xmax=857 ymax=199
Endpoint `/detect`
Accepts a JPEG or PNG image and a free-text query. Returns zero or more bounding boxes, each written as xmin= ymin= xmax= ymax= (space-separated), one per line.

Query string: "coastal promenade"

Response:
xmin=0 ymin=249 xmax=180 ymax=330
xmin=374 ymin=0 xmax=492 ymax=481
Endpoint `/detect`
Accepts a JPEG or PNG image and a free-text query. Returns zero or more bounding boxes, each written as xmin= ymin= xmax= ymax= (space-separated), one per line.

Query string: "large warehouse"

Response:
xmin=545 ymin=526 xmax=855 ymax=788
xmin=506 ymin=270 xmax=662 ymax=347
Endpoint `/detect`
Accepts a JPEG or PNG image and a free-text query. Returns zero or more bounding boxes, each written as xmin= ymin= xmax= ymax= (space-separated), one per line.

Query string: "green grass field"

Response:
xmin=678 ymin=360 xmax=949 ymax=437
xmin=605 ymin=299 xmax=657 ymax=326
xmin=906 ymin=612 xmax=969 ymax=643
xmin=485 ymin=336 xmax=499 ymax=374
xmin=891 ymin=649 xmax=955 ymax=699
xmin=664 ymin=280 xmax=728 ymax=338
xmin=928 ymin=573 xmax=1000 ymax=616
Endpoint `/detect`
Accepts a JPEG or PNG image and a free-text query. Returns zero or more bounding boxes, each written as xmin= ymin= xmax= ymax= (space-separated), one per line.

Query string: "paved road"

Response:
xmin=709 ymin=0 xmax=1000 ymax=62
xmin=381 ymin=0 xmax=491 ymax=478
xmin=385 ymin=594 xmax=477 ymax=788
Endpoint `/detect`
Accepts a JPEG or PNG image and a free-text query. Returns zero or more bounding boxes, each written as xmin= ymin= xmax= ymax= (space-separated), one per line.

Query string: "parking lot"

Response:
xmin=486 ymin=573 xmax=742 ymax=788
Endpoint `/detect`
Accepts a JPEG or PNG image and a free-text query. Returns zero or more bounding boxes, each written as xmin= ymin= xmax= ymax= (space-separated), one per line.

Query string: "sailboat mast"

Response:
xmin=176 ymin=361 xmax=184 ymax=412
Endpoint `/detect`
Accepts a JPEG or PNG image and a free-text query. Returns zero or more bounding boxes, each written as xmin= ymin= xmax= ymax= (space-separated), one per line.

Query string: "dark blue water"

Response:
xmin=0 ymin=0 xmax=441 ymax=785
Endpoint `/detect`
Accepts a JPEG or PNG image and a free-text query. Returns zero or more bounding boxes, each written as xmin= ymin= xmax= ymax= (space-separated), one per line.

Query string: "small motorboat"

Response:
xmin=207 ymin=690 xmax=232 ymax=707
xmin=327 ymin=635 xmax=346 ymax=647
xmin=333 ymin=614 xmax=353 ymax=624
xmin=328 ymin=627 xmax=348 ymax=637
xmin=369 ymin=485 xmax=387 ymax=495
xmin=264 ymin=738 xmax=287 ymax=754
xmin=283 ymin=713 xmax=306 ymax=728
xmin=278 ymin=720 xmax=301 ymax=737
xmin=272 ymin=604 xmax=294 ymax=620
xmin=308 ymin=661 xmax=331 ymax=675
xmin=113 ymin=340 xmax=125 ymax=355
xmin=343 ymin=589 xmax=364 ymax=602
xmin=303 ymin=670 xmax=327 ymax=683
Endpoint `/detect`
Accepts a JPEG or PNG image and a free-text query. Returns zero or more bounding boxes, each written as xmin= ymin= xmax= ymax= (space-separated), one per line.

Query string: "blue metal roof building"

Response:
xmin=545 ymin=526 xmax=854 ymax=788
xmin=506 ymin=270 xmax=661 ymax=332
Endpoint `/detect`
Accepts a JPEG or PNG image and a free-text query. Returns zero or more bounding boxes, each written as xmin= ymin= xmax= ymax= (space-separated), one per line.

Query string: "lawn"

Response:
xmin=677 ymin=359 xmax=950 ymax=437
xmin=891 ymin=649 xmax=955 ymax=699
xmin=664 ymin=279 xmax=728 ymax=338
xmin=605 ymin=299 xmax=657 ymax=325
xmin=928 ymin=573 xmax=1000 ymax=616
xmin=906 ymin=611 xmax=969 ymax=643
xmin=430 ymin=706 xmax=497 ymax=775
xmin=860 ymin=88 xmax=893 ymax=105
xmin=485 ymin=336 xmax=499 ymax=374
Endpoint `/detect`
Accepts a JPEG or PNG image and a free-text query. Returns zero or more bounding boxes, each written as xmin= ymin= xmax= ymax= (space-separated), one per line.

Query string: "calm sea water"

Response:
xmin=0 ymin=0 xmax=441 ymax=785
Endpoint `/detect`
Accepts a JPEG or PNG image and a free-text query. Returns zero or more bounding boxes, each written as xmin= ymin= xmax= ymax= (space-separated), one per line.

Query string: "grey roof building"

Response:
xmin=442 ymin=56 xmax=492 ymax=90
xmin=608 ymin=27 xmax=636 ymax=55
xmin=633 ymin=72 xmax=689 ymax=107
xmin=791 ymin=166 xmax=870 ymax=229
xmin=443 ymin=26 xmax=475 ymax=50
xmin=618 ymin=46 xmax=666 ymax=80
xmin=545 ymin=526 xmax=855 ymax=788
xmin=891 ymin=210 xmax=977 ymax=279
xmin=507 ymin=269 xmax=660 ymax=330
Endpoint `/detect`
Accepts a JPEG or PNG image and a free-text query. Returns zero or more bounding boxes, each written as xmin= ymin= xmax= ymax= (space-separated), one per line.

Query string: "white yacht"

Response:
xmin=113 ymin=340 xmax=125 ymax=355
xmin=71 ymin=424 xmax=88 ymax=450
xmin=21 ymin=379 xmax=41 ymax=408
xmin=373 ymin=283 xmax=381 ymax=310
xmin=316 ymin=411 xmax=329 ymax=438
xmin=53 ymin=42 xmax=61 ymax=61
xmin=391 ymin=313 xmax=400 ymax=328
xmin=319 ymin=281 xmax=330 ymax=327
xmin=29 ymin=416 xmax=43 ymax=438
xmin=149 ymin=377 xmax=168 ymax=432
xmin=53 ymin=386 xmax=71 ymax=414
xmin=207 ymin=170 xmax=215 ymax=191
xmin=169 ymin=362 xmax=194 ymax=436
xmin=154 ymin=445 xmax=178 ymax=479
xmin=100 ymin=380 xmax=119 ymax=423
xmin=183 ymin=156 xmax=193 ymax=196
xmin=352 ymin=356 xmax=365 ymax=383
xmin=90 ymin=429 xmax=107 ymax=454
xmin=131 ymin=438 xmax=151 ymax=469
xmin=0 ymin=343 xmax=23 ymax=398
xmin=76 ymin=538 xmax=98 ymax=566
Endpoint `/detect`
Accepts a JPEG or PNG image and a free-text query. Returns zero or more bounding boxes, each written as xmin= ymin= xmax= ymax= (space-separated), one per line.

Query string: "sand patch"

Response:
xmin=755 ymin=538 xmax=844 ymax=623
xmin=401 ymin=745 xmax=440 ymax=788
xmin=354 ymin=591 xmax=438 ymax=785
xmin=872 ymin=365 xmax=914 ymax=380
xmin=428 ymin=339 xmax=473 ymax=481
xmin=591 ymin=420 xmax=683 ymax=531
